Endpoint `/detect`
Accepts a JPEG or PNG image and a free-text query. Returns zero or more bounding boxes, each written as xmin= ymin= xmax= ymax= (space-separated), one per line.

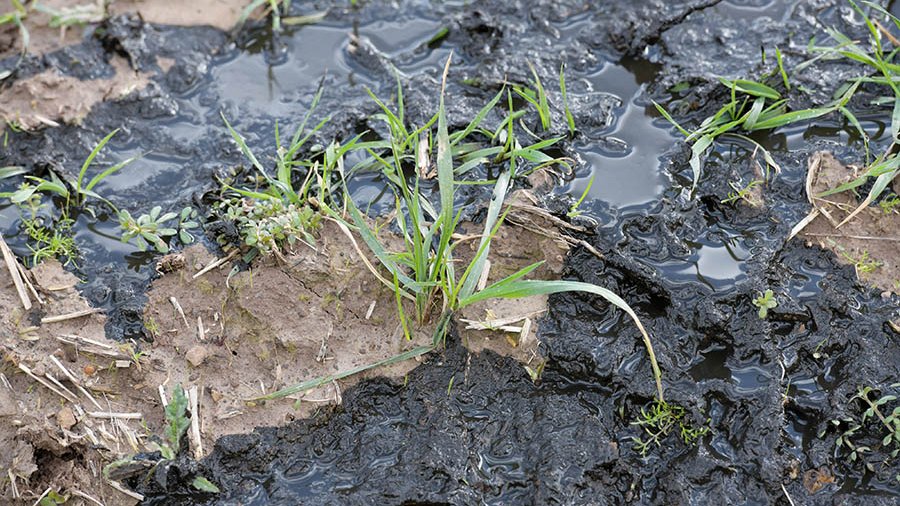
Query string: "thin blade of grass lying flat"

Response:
xmin=249 ymin=345 xmax=435 ymax=401
xmin=459 ymin=278 xmax=664 ymax=401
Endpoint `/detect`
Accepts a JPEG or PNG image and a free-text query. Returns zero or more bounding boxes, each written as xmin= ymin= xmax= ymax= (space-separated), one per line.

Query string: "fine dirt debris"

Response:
xmin=0 ymin=259 xmax=142 ymax=505
xmin=0 ymin=0 xmax=252 ymax=61
xmin=0 ymin=208 xmax=565 ymax=503
xmin=0 ymin=55 xmax=150 ymax=133
xmin=109 ymin=0 xmax=249 ymax=31
xmin=798 ymin=152 xmax=900 ymax=294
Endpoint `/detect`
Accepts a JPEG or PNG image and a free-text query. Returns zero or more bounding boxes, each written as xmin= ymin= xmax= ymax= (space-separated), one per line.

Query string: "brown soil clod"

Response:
xmin=0 ymin=56 xmax=150 ymax=134
xmin=797 ymin=152 xmax=900 ymax=294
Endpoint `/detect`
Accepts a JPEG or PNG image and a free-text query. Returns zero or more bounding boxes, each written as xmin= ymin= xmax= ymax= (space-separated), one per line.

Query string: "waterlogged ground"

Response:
xmin=1 ymin=0 xmax=899 ymax=504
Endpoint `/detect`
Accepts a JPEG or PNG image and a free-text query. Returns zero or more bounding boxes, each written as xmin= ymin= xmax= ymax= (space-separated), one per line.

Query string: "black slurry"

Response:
xmin=1 ymin=0 xmax=899 ymax=504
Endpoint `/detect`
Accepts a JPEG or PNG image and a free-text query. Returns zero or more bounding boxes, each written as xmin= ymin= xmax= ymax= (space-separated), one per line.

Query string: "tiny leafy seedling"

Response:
xmin=752 ymin=289 xmax=777 ymax=319
xmin=632 ymin=399 xmax=709 ymax=456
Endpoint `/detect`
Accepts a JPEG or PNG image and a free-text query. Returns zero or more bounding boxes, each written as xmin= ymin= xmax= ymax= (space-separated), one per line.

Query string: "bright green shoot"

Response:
xmin=1 ymin=129 xmax=135 ymax=209
xmin=567 ymin=175 xmax=595 ymax=218
xmin=752 ymin=289 xmax=777 ymax=319
xmin=560 ymin=62 xmax=576 ymax=136
xmin=0 ymin=0 xmax=29 ymax=56
xmin=336 ymin=56 xmax=664 ymax=401
xmin=513 ymin=62 xmax=551 ymax=131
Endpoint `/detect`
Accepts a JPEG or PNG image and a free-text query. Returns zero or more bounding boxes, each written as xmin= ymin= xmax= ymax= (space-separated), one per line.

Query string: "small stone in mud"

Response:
xmin=56 ymin=406 xmax=77 ymax=430
xmin=185 ymin=345 xmax=209 ymax=367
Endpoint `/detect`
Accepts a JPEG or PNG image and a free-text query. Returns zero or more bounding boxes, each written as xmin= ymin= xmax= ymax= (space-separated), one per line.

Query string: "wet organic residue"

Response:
xmin=0 ymin=0 xmax=899 ymax=505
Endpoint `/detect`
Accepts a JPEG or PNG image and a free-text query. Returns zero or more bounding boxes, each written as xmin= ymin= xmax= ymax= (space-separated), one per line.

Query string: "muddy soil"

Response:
xmin=799 ymin=152 xmax=899 ymax=294
xmin=0 ymin=0 xmax=899 ymax=505
xmin=0 ymin=207 xmax=564 ymax=503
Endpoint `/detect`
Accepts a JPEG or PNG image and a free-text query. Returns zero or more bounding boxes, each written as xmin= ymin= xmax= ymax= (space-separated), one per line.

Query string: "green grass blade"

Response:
xmin=436 ymin=55 xmax=455 ymax=239
xmin=838 ymin=167 xmax=899 ymax=227
xmin=450 ymin=87 xmax=504 ymax=147
xmin=527 ymin=61 xmax=550 ymax=130
xmin=690 ymin=134 xmax=713 ymax=190
xmin=85 ymin=154 xmax=140 ymax=192
xmin=560 ymin=63 xmax=576 ymax=135
xmin=456 ymin=168 xmax=511 ymax=302
xmin=719 ymin=78 xmax=780 ymax=100
xmin=221 ymin=113 xmax=267 ymax=174
xmin=0 ymin=166 xmax=26 ymax=179
xmin=652 ymin=101 xmax=690 ymax=137
xmin=77 ymin=129 xmax=119 ymax=192
xmin=838 ymin=106 xmax=870 ymax=161
xmin=742 ymin=97 xmax=766 ymax=131
xmin=892 ymin=95 xmax=900 ymax=143
xmin=223 ymin=184 xmax=278 ymax=201
xmin=460 ymin=278 xmax=663 ymax=401
xmin=747 ymin=107 xmax=834 ymax=130
xmin=346 ymin=202 xmax=417 ymax=289
xmin=775 ymin=47 xmax=790 ymax=91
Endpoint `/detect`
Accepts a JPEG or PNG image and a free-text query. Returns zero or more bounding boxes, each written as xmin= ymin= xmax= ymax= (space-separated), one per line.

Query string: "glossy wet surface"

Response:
xmin=1 ymin=0 xmax=899 ymax=504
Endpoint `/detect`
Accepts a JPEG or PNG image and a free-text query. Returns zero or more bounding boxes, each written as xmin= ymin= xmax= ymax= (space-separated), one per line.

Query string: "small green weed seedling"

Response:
xmin=825 ymin=384 xmax=900 ymax=482
xmin=119 ymin=206 xmax=199 ymax=254
xmin=752 ymin=289 xmax=777 ymax=319
xmin=252 ymin=57 xmax=666 ymax=405
xmin=632 ymin=399 xmax=709 ymax=456
xmin=104 ymin=385 xmax=221 ymax=493
xmin=879 ymin=193 xmax=900 ymax=214
xmin=840 ymin=249 xmax=882 ymax=279
xmin=721 ymin=179 xmax=762 ymax=207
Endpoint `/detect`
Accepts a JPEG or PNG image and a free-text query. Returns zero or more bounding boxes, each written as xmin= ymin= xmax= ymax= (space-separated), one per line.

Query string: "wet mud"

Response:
xmin=0 ymin=0 xmax=899 ymax=504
